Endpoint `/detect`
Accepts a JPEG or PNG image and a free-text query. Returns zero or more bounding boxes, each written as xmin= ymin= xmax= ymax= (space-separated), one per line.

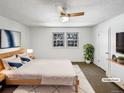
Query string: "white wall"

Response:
xmin=30 ymin=27 xmax=92 ymax=62
xmin=0 ymin=16 xmax=30 ymax=53
xmin=92 ymin=13 xmax=124 ymax=67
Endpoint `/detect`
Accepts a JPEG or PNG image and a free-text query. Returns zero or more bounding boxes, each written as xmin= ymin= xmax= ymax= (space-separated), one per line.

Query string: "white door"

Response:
xmin=98 ymin=28 xmax=111 ymax=71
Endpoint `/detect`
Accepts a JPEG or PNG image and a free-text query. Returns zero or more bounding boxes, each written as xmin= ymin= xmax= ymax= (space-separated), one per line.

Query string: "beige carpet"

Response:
xmin=13 ymin=65 xmax=95 ymax=93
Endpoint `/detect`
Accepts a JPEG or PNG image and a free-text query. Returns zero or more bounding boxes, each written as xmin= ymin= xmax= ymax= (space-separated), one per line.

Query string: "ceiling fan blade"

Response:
xmin=58 ymin=6 xmax=66 ymax=15
xmin=60 ymin=12 xmax=66 ymax=16
xmin=67 ymin=12 xmax=84 ymax=17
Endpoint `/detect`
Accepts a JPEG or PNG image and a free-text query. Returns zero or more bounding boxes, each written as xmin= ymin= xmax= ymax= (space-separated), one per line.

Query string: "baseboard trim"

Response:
xmin=71 ymin=61 xmax=85 ymax=63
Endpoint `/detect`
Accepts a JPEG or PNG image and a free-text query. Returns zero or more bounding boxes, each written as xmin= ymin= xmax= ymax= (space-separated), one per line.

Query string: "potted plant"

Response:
xmin=83 ymin=43 xmax=94 ymax=64
xmin=117 ymin=56 xmax=124 ymax=64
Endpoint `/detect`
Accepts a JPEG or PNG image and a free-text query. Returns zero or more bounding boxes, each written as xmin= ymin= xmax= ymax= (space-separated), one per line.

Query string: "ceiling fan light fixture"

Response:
xmin=60 ymin=16 xmax=69 ymax=22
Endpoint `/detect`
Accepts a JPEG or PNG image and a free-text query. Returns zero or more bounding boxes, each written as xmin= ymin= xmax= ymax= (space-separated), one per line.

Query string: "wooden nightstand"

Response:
xmin=0 ymin=73 xmax=5 ymax=90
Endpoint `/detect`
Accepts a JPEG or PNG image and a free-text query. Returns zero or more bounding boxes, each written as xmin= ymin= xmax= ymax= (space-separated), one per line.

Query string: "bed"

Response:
xmin=0 ymin=49 xmax=79 ymax=92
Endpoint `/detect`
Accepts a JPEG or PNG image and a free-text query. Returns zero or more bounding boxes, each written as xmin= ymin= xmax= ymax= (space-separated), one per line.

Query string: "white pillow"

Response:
xmin=2 ymin=62 xmax=18 ymax=70
xmin=3 ymin=57 xmax=22 ymax=64
xmin=2 ymin=55 xmax=16 ymax=61
xmin=17 ymin=52 xmax=27 ymax=57
xmin=17 ymin=53 xmax=31 ymax=59
xmin=2 ymin=62 xmax=11 ymax=70
xmin=17 ymin=53 xmax=31 ymax=60
xmin=2 ymin=55 xmax=16 ymax=70
xmin=6 ymin=57 xmax=22 ymax=63
xmin=2 ymin=56 xmax=22 ymax=70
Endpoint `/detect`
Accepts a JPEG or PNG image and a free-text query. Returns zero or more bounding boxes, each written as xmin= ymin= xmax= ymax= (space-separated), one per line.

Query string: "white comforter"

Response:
xmin=1 ymin=59 xmax=76 ymax=85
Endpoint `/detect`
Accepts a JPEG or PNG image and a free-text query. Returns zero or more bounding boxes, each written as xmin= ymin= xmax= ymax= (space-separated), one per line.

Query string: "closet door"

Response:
xmin=99 ymin=28 xmax=111 ymax=71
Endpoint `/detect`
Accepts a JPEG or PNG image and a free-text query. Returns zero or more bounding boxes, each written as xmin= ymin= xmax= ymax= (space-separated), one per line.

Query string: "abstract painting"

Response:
xmin=66 ymin=32 xmax=79 ymax=47
xmin=53 ymin=32 xmax=64 ymax=47
xmin=0 ymin=29 xmax=21 ymax=48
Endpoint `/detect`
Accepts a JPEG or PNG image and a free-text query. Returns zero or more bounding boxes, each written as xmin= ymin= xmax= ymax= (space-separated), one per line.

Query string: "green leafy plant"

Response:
xmin=83 ymin=43 xmax=94 ymax=61
xmin=117 ymin=56 xmax=124 ymax=60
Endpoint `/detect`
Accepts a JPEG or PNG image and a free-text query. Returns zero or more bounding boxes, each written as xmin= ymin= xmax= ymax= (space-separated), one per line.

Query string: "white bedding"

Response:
xmin=1 ymin=59 xmax=76 ymax=85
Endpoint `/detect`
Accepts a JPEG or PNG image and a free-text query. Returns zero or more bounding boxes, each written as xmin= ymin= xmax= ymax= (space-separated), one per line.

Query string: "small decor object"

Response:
xmin=83 ymin=44 xmax=94 ymax=64
xmin=112 ymin=55 xmax=117 ymax=62
xmin=53 ymin=32 xmax=65 ymax=47
xmin=66 ymin=32 xmax=78 ymax=47
xmin=117 ymin=56 xmax=124 ymax=64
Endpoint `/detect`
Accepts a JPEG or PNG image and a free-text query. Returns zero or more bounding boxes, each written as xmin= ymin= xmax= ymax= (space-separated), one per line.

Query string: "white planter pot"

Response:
xmin=85 ymin=60 xmax=91 ymax=64
xmin=117 ymin=59 xmax=124 ymax=64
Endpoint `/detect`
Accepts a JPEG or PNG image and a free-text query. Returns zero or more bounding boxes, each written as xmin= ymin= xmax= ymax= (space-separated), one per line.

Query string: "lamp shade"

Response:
xmin=27 ymin=49 xmax=33 ymax=53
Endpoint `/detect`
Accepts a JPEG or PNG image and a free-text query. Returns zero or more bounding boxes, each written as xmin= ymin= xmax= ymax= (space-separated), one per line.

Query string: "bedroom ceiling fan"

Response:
xmin=58 ymin=6 xmax=84 ymax=22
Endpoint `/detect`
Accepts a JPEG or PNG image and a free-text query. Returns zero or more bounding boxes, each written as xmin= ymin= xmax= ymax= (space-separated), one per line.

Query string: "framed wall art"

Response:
xmin=0 ymin=29 xmax=21 ymax=49
xmin=52 ymin=32 xmax=65 ymax=47
xmin=66 ymin=32 xmax=79 ymax=47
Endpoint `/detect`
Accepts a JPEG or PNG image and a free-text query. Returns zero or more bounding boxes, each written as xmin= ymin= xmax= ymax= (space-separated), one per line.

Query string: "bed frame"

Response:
xmin=0 ymin=48 xmax=79 ymax=92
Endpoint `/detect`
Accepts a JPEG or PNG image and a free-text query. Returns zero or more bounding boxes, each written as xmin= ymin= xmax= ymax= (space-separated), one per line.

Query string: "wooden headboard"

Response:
xmin=0 ymin=48 xmax=26 ymax=71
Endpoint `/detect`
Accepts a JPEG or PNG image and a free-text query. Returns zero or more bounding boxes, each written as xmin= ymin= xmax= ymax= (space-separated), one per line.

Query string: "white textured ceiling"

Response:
xmin=0 ymin=0 xmax=124 ymax=27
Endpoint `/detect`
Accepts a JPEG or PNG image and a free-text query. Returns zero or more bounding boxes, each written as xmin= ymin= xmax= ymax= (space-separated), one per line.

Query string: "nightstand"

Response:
xmin=0 ymin=73 xmax=5 ymax=90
